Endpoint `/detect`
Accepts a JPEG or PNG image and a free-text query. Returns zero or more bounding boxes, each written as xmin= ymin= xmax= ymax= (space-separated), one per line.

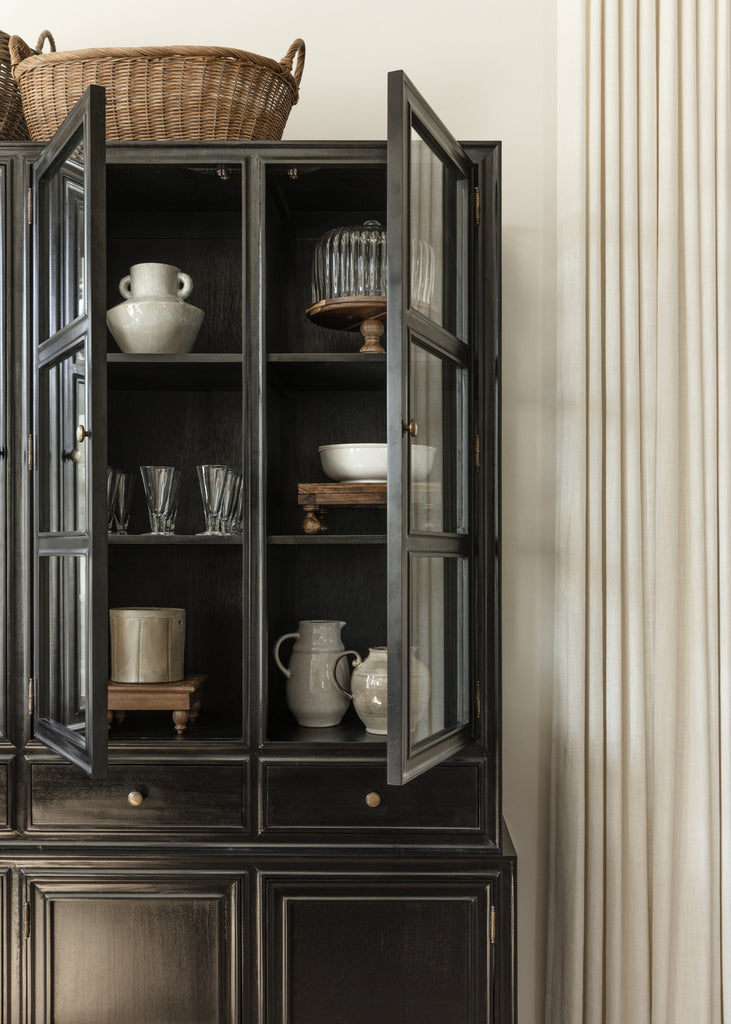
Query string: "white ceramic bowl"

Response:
xmin=318 ymin=443 xmax=436 ymax=483
xmin=106 ymin=299 xmax=204 ymax=354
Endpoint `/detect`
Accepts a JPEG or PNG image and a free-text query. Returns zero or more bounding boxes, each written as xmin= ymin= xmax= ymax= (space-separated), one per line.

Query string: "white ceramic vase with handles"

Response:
xmin=273 ymin=620 xmax=351 ymax=728
xmin=106 ymin=261 xmax=204 ymax=354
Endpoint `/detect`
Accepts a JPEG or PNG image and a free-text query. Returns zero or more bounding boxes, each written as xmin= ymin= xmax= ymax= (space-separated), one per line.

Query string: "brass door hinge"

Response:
xmin=27 ymin=433 xmax=33 ymax=471
xmin=23 ymin=901 xmax=31 ymax=940
xmin=490 ymin=905 xmax=496 ymax=944
xmin=474 ymin=434 xmax=480 ymax=472
xmin=476 ymin=680 xmax=481 ymax=720
xmin=28 ymin=677 xmax=34 ymax=716
xmin=474 ymin=185 xmax=481 ymax=227
xmin=27 ymin=186 xmax=32 ymax=226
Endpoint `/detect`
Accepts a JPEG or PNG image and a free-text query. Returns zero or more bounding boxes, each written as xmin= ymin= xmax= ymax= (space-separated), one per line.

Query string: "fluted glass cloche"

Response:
xmin=311 ymin=219 xmax=387 ymax=302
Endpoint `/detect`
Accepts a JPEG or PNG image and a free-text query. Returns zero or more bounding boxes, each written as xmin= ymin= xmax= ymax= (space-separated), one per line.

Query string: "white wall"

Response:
xmin=6 ymin=2 xmax=558 ymax=1020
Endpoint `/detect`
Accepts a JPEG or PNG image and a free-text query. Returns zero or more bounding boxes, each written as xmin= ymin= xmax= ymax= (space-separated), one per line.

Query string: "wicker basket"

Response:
xmin=0 ymin=29 xmax=54 ymax=140
xmin=9 ymin=37 xmax=304 ymax=142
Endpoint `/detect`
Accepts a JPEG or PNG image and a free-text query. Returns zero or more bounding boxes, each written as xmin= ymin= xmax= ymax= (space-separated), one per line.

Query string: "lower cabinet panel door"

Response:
xmin=23 ymin=869 xmax=244 ymax=1024
xmin=261 ymin=871 xmax=495 ymax=1024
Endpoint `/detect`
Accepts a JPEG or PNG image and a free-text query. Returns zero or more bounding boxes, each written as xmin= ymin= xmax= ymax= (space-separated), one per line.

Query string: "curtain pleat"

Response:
xmin=548 ymin=0 xmax=731 ymax=1020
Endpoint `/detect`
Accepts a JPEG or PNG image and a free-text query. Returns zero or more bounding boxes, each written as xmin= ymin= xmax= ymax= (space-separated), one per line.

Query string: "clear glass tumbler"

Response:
xmin=140 ymin=465 xmax=179 ymax=534
xmin=220 ymin=469 xmax=242 ymax=535
xmin=107 ymin=468 xmax=120 ymax=532
xmin=196 ymin=464 xmax=228 ymax=535
xmin=113 ymin=471 xmax=136 ymax=535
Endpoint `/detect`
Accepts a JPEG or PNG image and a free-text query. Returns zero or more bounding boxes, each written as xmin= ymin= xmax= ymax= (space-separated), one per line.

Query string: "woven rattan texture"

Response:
xmin=0 ymin=30 xmax=54 ymax=140
xmin=10 ymin=38 xmax=304 ymax=142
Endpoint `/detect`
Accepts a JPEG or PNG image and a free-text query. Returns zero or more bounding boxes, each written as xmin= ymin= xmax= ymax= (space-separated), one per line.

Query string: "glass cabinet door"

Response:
xmin=386 ymin=72 xmax=477 ymax=785
xmin=32 ymin=85 xmax=108 ymax=775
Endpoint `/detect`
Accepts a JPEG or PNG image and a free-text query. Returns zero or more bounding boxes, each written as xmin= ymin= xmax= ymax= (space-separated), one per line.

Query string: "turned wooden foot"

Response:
xmin=359 ymin=316 xmax=385 ymax=353
xmin=302 ymin=504 xmax=328 ymax=534
xmin=172 ymin=710 xmax=190 ymax=734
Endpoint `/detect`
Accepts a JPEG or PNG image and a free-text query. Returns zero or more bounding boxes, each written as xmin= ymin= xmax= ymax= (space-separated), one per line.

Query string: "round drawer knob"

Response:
xmin=365 ymin=791 xmax=381 ymax=808
xmin=127 ymin=790 xmax=144 ymax=808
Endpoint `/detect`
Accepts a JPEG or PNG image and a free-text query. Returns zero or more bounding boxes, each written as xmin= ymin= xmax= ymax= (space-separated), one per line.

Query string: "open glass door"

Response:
xmin=31 ymin=85 xmax=107 ymax=775
xmin=387 ymin=72 xmax=477 ymax=785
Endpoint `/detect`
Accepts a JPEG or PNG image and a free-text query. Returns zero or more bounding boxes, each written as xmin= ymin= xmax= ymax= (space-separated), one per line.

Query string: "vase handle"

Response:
xmin=333 ymin=650 xmax=361 ymax=699
xmin=273 ymin=632 xmax=299 ymax=679
xmin=177 ymin=272 xmax=193 ymax=301
xmin=119 ymin=275 xmax=132 ymax=299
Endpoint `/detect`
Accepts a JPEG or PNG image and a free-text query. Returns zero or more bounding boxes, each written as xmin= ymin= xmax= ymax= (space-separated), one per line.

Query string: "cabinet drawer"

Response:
xmin=261 ymin=762 xmax=482 ymax=834
xmin=29 ymin=761 xmax=248 ymax=832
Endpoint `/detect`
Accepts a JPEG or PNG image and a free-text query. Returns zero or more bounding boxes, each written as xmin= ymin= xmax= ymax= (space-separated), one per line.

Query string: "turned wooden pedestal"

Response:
xmin=107 ymin=674 xmax=206 ymax=735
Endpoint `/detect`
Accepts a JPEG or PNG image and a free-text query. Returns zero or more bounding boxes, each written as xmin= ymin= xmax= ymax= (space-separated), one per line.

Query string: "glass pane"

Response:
xmin=39 ymin=130 xmax=86 ymax=339
xmin=409 ymin=121 xmax=468 ymax=339
xmin=38 ymin=347 xmax=87 ymax=534
xmin=38 ymin=554 xmax=88 ymax=730
xmin=409 ymin=341 xmax=468 ymax=535
xmin=409 ymin=554 xmax=469 ymax=747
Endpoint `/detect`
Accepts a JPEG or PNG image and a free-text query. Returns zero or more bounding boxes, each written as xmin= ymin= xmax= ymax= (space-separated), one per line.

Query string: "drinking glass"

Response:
xmin=140 ymin=465 xmax=179 ymax=534
xmin=196 ymin=464 xmax=228 ymax=535
xmin=232 ymin=475 xmax=245 ymax=535
xmin=220 ymin=469 xmax=242 ymax=535
xmin=164 ymin=470 xmax=181 ymax=534
xmin=107 ymin=468 xmax=120 ymax=532
xmin=113 ymin=471 xmax=136 ymax=535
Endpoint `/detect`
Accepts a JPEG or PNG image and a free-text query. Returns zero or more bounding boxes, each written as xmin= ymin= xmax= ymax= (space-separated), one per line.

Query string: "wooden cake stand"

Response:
xmin=305 ymin=296 xmax=387 ymax=353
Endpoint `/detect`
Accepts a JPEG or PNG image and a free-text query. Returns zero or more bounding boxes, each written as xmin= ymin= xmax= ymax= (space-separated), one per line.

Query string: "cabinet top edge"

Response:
xmin=0 ymin=139 xmax=501 ymax=161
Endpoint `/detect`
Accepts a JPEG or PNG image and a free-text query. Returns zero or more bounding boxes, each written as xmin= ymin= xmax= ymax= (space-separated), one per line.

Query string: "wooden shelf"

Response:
xmin=268 ymin=534 xmax=386 ymax=545
xmin=267 ymin=352 xmax=385 ymax=390
xmin=108 ymin=533 xmax=243 ymax=545
xmin=107 ymin=352 xmax=243 ymax=390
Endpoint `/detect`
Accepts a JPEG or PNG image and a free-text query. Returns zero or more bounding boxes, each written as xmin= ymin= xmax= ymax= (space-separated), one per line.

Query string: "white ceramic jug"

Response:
xmin=273 ymin=620 xmax=350 ymax=728
xmin=332 ymin=645 xmax=431 ymax=736
xmin=106 ymin=262 xmax=204 ymax=354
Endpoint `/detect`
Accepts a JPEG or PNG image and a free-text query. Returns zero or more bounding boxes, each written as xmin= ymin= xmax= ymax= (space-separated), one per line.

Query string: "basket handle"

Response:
xmin=9 ymin=35 xmax=32 ymax=69
xmin=280 ymin=38 xmax=305 ymax=94
xmin=35 ymin=30 xmax=56 ymax=53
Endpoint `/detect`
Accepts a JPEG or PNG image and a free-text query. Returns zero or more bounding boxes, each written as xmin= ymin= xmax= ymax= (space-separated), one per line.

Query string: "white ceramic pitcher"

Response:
xmin=273 ymin=620 xmax=351 ymax=728
xmin=332 ymin=645 xmax=431 ymax=736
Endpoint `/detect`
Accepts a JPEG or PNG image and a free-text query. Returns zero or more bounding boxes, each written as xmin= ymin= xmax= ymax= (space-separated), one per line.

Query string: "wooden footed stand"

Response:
xmin=305 ymin=296 xmax=387 ymax=353
xmin=298 ymin=482 xmax=387 ymax=534
xmin=107 ymin=674 xmax=206 ymax=735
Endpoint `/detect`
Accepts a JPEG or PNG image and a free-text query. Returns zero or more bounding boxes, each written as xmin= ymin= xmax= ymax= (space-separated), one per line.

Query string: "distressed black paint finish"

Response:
xmin=0 ymin=71 xmax=513 ymax=1024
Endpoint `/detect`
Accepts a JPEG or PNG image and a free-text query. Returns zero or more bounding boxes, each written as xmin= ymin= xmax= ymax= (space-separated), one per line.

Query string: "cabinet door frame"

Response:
xmin=259 ymin=861 xmax=513 ymax=1024
xmin=0 ymin=161 xmax=7 ymax=746
xmin=30 ymin=85 xmax=108 ymax=776
xmin=386 ymin=71 xmax=479 ymax=785
xmin=21 ymin=864 xmax=244 ymax=1024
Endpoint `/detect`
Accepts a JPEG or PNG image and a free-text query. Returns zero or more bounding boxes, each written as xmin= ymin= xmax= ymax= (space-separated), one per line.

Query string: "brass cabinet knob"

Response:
xmin=365 ymin=791 xmax=382 ymax=808
xmin=68 ymin=449 xmax=82 ymax=464
xmin=127 ymin=790 xmax=144 ymax=808
xmin=402 ymin=419 xmax=419 ymax=437
xmin=75 ymin=424 xmax=92 ymax=443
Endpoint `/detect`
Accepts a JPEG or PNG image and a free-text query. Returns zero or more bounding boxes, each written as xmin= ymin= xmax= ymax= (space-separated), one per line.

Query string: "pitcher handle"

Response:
xmin=119 ymin=275 xmax=132 ymax=300
xmin=273 ymin=632 xmax=299 ymax=678
xmin=333 ymin=650 xmax=361 ymax=699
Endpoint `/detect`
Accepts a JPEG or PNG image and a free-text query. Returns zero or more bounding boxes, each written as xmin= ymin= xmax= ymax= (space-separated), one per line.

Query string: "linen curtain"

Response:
xmin=547 ymin=0 xmax=731 ymax=1021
